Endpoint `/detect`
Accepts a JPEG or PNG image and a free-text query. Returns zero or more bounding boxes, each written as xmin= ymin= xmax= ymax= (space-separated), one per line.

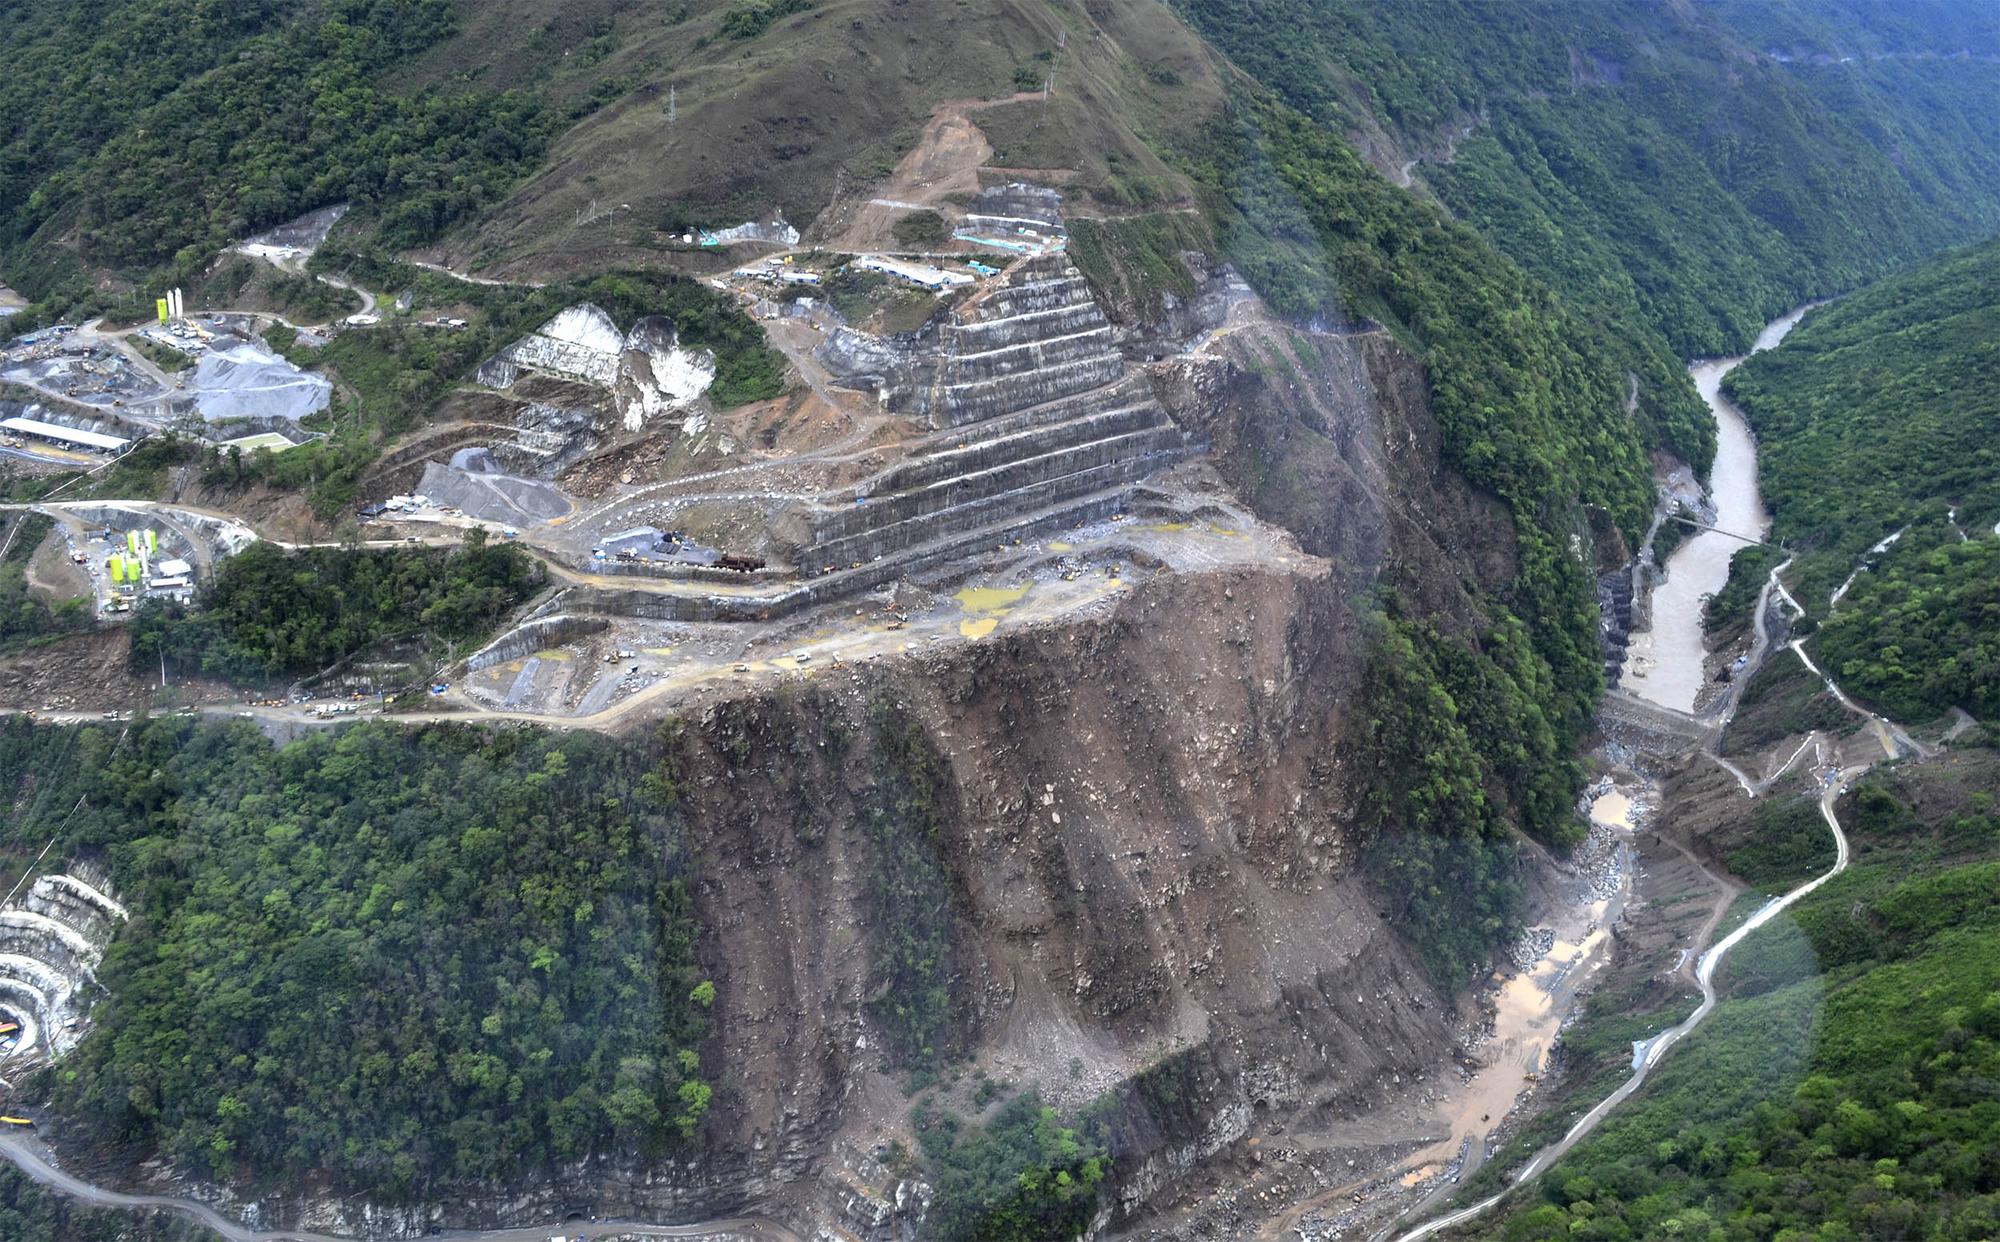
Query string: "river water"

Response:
xmin=1619 ymin=306 xmax=1814 ymax=712
xmin=1391 ymin=305 xmax=1853 ymax=1242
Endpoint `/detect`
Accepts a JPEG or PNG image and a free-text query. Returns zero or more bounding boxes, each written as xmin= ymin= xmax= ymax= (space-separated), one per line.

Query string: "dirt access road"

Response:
xmin=0 ymin=1131 xmax=797 ymax=1242
xmin=1389 ymin=550 xmax=1902 ymax=1242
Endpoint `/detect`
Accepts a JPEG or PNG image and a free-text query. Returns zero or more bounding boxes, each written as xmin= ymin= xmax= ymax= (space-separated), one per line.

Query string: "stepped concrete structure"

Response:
xmin=802 ymin=255 xmax=1186 ymax=574
xmin=0 ymin=868 xmax=128 ymax=1067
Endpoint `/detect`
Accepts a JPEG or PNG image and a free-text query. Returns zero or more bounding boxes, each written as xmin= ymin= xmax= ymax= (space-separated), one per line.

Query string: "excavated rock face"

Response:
xmin=616 ymin=315 xmax=718 ymax=433
xmin=612 ymin=565 xmax=1442 ymax=1237
xmin=1158 ymin=326 xmax=1516 ymax=631
xmin=487 ymin=304 xmax=626 ymax=387
xmin=819 ymin=254 xmax=1128 ymax=427
xmin=967 ymin=183 xmax=1064 ymax=225
xmin=801 ymin=254 xmax=1188 ymax=574
xmin=0 ymin=869 xmax=128 ymax=1067
xmin=482 ymin=303 xmax=715 ymax=433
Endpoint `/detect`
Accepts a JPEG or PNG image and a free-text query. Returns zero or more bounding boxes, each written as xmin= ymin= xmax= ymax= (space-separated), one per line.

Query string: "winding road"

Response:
xmin=1391 ymin=301 xmax=1920 ymax=1240
xmin=0 ymin=1134 xmax=800 ymax=1242
xmin=1394 ymin=633 xmax=1871 ymax=1241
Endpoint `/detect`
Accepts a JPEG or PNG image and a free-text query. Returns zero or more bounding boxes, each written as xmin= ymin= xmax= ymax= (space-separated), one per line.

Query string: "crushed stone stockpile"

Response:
xmin=188 ymin=337 xmax=333 ymax=423
xmin=418 ymin=453 xmax=573 ymax=526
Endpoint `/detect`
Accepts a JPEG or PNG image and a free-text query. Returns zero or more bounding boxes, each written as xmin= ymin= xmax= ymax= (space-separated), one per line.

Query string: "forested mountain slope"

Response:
xmin=1458 ymin=199 xmax=2000 ymax=1242
xmin=1178 ymin=0 xmax=2000 ymax=472
xmin=0 ymin=0 xmax=568 ymax=311
xmin=1725 ymin=237 xmax=2000 ymax=721
xmin=0 ymin=0 xmax=1229 ymax=310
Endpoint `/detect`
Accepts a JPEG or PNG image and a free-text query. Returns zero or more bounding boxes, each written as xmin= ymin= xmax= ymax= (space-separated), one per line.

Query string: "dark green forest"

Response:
xmin=862 ymin=704 xmax=966 ymax=1067
xmin=1179 ymin=0 xmax=2000 ymax=474
xmin=1724 ymin=236 xmax=2000 ymax=719
xmin=0 ymin=716 xmax=710 ymax=1200
xmin=915 ymin=1092 xmax=1109 ymax=1242
xmin=0 ymin=0 xmax=572 ymax=318
xmin=1817 ymin=538 xmax=2000 ymax=722
xmin=127 ymin=533 xmax=540 ymax=684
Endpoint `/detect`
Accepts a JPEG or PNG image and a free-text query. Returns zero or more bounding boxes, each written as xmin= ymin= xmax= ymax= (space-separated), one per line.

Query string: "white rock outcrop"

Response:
xmin=484 ymin=303 xmax=715 ymax=433
xmin=616 ymin=316 xmax=718 ymax=432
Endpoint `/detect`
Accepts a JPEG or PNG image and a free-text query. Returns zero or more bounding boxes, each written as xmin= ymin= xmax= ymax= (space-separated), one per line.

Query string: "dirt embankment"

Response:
xmin=0 ymin=630 xmax=145 ymax=712
xmin=613 ymin=327 xmax=1539 ymax=1235
xmin=639 ymin=563 xmax=1447 ymax=1231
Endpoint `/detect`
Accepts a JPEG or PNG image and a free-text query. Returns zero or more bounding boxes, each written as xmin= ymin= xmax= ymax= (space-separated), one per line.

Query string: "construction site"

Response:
xmin=2 ymin=178 xmax=1312 ymax=728
xmin=0 ymin=868 xmax=128 ymax=1073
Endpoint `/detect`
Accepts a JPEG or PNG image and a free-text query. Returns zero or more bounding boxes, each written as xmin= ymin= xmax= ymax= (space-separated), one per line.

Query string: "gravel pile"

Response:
xmin=188 ymin=336 xmax=331 ymax=422
xmin=1510 ymin=926 xmax=1557 ymax=970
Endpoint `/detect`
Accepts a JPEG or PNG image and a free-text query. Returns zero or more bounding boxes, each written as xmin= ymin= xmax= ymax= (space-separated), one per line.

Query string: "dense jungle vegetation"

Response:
xmin=1166 ymin=0 xmax=2000 ymax=983
xmin=1724 ymin=237 xmax=2000 ymax=719
xmin=916 ymin=1091 xmax=1109 ymax=1242
xmin=1465 ymin=749 xmax=2000 ymax=1242
xmin=1358 ymin=611 xmax=1574 ymax=980
xmin=0 ymin=716 xmax=710 ymax=1200
xmin=863 ymin=704 xmax=966 ymax=1068
xmin=1178 ymin=0 xmax=2000 ymax=475
xmin=0 ymin=0 xmax=574 ymax=321
xmin=1817 ymin=536 xmax=2000 ymax=723
xmin=126 ymin=533 xmax=540 ymax=684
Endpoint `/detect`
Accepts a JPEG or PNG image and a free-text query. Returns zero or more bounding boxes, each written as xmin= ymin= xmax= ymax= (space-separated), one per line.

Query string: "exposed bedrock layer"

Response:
xmin=804 ymin=255 xmax=1190 ymax=575
xmin=1159 ymin=325 xmax=1518 ymax=621
xmin=479 ymin=304 xmax=715 ymax=433
xmin=0 ymin=869 xmax=128 ymax=1067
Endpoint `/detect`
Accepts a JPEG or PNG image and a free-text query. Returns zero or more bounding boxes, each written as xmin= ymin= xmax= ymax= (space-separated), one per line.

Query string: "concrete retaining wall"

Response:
xmin=465 ymin=614 xmax=612 ymax=672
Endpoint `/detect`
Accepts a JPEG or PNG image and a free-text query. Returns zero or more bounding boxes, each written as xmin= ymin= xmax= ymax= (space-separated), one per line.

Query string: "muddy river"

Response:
xmin=1393 ymin=305 xmax=1838 ymax=1241
xmin=1619 ymin=306 xmax=1814 ymax=712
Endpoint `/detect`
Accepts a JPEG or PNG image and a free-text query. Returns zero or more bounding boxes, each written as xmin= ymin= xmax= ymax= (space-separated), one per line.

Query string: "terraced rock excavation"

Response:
xmin=375 ymin=235 xmax=1239 ymax=723
xmin=803 ymin=254 xmax=1186 ymax=572
xmin=0 ymin=869 xmax=127 ymax=1069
